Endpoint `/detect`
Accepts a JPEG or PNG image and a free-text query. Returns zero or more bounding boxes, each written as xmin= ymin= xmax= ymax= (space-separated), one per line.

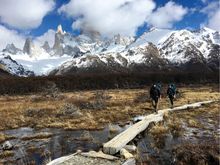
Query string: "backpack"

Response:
xmin=167 ymin=84 xmax=176 ymax=96
xmin=150 ymin=84 xmax=161 ymax=99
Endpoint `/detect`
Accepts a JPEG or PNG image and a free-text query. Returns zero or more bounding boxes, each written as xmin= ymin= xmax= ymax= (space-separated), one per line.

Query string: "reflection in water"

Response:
xmin=0 ymin=126 xmax=117 ymax=165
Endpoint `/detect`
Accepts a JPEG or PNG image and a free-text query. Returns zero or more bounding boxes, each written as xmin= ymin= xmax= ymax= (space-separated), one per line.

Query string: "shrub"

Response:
xmin=59 ymin=103 xmax=82 ymax=117
xmin=90 ymin=91 xmax=109 ymax=110
xmin=41 ymin=81 xmax=60 ymax=98
xmin=25 ymin=109 xmax=45 ymax=118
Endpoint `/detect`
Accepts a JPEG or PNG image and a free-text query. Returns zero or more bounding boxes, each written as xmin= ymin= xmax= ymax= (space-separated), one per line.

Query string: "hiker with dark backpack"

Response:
xmin=167 ymin=83 xmax=176 ymax=108
xmin=150 ymin=83 xmax=161 ymax=113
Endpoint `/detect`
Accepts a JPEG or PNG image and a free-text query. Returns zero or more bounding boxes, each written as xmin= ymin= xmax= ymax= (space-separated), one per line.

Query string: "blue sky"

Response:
xmin=29 ymin=0 xmax=219 ymax=37
xmin=0 ymin=0 xmax=219 ymax=49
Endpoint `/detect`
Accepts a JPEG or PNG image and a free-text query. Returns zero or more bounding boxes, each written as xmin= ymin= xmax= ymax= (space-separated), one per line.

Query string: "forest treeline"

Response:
xmin=0 ymin=71 xmax=218 ymax=95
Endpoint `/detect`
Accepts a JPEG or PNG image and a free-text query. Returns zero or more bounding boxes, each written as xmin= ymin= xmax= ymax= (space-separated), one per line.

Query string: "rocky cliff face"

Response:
xmin=42 ymin=41 xmax=51 ymax=53
xmin=23 ymin=38 xmax=33 ymax=55
xmin=3 ymin=43 xmax=22 ymax=55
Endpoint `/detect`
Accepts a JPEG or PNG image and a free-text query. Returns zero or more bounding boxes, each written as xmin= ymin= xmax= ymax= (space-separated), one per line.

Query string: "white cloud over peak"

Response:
xmin=59 ymin=0 xmax=188 ymax=36
xmin=0 ymin=0 xmax=55 ymax=29
xmin=207 ymin=10 xmax=220 ymax=31
xmin=147 ymin=1 xmax=188 ymax=28
xmin=201 ymin=1 xmax=220 ymax=31
xmin=0 ymin=25 xmax=26 ymax=50
xmin=0 ymin=26 xmax=56 ymax=51
xmin=35 ymin=29 xmax=56 ymax=47
xmin=59 ymin=0 xmax=156 ymax=37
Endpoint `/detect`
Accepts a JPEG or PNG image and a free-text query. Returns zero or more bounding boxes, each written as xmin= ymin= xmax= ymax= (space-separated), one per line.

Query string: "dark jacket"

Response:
xmin=150 ymin=85 xmax=161 ymax=100
xmin=167 ymin=85 xmax=176 ymax=97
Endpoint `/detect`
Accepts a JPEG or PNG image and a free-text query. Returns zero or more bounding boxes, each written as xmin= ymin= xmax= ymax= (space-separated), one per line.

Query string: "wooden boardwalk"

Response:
xmin=103 ymin=100 xmax=214 ymax=155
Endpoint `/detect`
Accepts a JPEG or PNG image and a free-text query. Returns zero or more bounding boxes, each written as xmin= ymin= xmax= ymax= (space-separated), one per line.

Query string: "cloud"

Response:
xmin=201 ymin=1 xmax=220 ymax=31
xmin=0 ymin=25 xmax=55 ymax=51
xmin=207 ymin=10 xmax=220 ymax=31
xmin=147 ymin=1 xmax=188 ymax=28
xmin=201 ymin=0 xmax=207 ymax=4
xmin=0 ymin=0 xmax=55 ymax=29
xmin=59 ymin=0 xmax=156 ymax=37
xmin=34 ymin=29 xmax=56 ymax=47
xmin=0 ymin=25 xmax=26 ymax=50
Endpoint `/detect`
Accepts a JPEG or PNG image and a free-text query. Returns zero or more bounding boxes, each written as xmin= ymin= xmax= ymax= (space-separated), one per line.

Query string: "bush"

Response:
xmin=59 ymin=103 xmax=82 ymax=117
xmin=25 ymin=109 xmax=45 ymax=118
xmin=41 ymin=81 xmax=60 ymax=98
xmin=90 ymin=91 xmax=110 ymax=110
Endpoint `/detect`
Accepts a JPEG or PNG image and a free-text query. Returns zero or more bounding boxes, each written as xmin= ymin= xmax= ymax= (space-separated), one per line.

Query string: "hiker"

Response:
xmin=150 ymin=83 xmax=161 ymax=113
xmin=167 ymin=83 xmax=176 ymax=108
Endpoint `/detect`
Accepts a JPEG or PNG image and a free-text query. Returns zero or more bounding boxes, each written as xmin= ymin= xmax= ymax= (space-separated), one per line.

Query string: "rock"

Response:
xmin=2 ymin=141 xmax=13 ymax=150
xmin=3 ymin=43 xmax=21 ymax=54
xmin=120 ymin=148 xmax=134 ymax=159
xmin=122 ymin=158 xmax=136 ymax=165
xmin=42 ymin=41 xmax=51 ymax=52
xmin=57 ymin=24 xmax=65 ymax=35
xmin=124 ymin=145 xmax=137 ymax=153
xmin=108 ymin=124 xmax=122 ymax=134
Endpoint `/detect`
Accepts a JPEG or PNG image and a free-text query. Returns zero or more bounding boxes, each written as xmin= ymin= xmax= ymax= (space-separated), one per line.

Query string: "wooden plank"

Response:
xmin=47 ymin=151 xmax=80 ymax=165
xmin=103 ymin=100 xmax=214 ymax=155
xmin=103 ymin=113 xmax=163 ymax=154
xmin=80 ymin=151 xmax=119 ymax=160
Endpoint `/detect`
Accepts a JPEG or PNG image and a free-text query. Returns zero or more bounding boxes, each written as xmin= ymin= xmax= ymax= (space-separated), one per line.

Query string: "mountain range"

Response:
xmin=0 ymin=25 xmax=219 ymax=77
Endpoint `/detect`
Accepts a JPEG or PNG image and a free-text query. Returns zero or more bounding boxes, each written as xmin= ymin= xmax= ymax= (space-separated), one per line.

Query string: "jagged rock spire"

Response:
xmin=3 ymin=43 xmax=21 ymax=54
xmin=42 ymin=41 xmax=50 ymax=52
xmin=57 ymin=24 xmax=65 ymax=34
xmin=23 ymin=38 xmax=33 ymax=54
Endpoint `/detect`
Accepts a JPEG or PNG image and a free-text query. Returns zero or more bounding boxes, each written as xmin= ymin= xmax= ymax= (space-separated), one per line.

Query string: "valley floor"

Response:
xmin=0 ymin=84 xmax=219 ymax=131
xmin=0 ymin=84 xmax=219 ymax=164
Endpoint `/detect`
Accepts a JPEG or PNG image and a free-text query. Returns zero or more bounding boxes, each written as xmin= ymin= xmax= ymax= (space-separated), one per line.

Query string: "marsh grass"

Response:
xmin=21 ymin=132 xmax=53 ymax=141
xmin=0 ymin=86 xmax=218 ymax=130
xmin=0 ymin=151 xmax=14 ymax=159
xmin=0 ymin=133 xmax=5 ymax=143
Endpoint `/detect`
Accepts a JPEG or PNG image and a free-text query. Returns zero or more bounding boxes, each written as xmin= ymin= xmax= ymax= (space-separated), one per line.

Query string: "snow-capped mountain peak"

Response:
xmin=3 ymin=43 xmax=22 ymax=54
xmin=0 ymin=26 xmax=219 ymax=76
xmin=56 ymin=24 xmax=66 ymax=35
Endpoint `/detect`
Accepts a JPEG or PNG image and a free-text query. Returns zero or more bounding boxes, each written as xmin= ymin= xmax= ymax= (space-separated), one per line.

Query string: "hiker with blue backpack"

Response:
xmin=150 ymin=83 xmax=162 ymax=113
xmin=167 ymin=83 xmax=177 ymax=108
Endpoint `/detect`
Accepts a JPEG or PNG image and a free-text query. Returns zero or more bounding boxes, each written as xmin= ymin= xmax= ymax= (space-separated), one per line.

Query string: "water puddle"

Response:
xmin=136 ymin=118 xmax=219 ymax=165
xmin=1 ymin=112 xmax=218 ymax=165
xmin=0 ymin=124 xmax=129 ymax=165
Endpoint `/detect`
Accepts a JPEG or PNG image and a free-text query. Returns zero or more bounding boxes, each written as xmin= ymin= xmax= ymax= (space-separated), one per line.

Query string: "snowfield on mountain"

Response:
xmin=0 ymin=25 xmax=219 ymax=76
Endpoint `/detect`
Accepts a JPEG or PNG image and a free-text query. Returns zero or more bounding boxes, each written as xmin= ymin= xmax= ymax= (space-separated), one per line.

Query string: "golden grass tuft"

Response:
xmin=0 ymin=151 xmax=14 ymax=159
xmin=0 ymin=133 xmax=5 ymax=143
xmin=149 ymin=123 xmax=169 ymax=137
xmin=187 ymin=119 xmax=200 ymax=128
xmin=21 ymin=132 xmax=53 ymax=141
xmin=166 ymin=115 xmax=183 ymax=137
